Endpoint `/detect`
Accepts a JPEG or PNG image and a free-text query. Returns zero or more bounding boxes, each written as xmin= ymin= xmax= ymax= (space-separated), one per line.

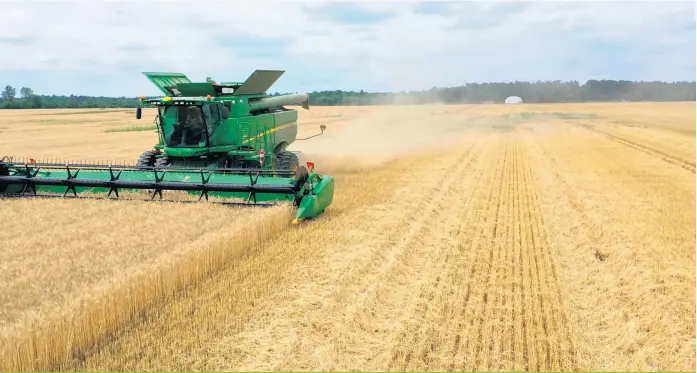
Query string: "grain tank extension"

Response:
xmin=0 ymin=70 xmax=334 ymax=223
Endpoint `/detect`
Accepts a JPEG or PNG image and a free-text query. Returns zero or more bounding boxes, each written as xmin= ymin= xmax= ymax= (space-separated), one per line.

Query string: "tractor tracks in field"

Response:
xmin=525 ymin=127 xmax=696 ymax=371
xmin=514 ymin=138 xmax=579 ymax=372
xmin=323 ymin=136 xmax=495 ymax=369
xmin=384 ymin=134 xmax=501 ymax=370
xmin=214 ymin=137 xmax=491 ymax=371
xmin=580 ymin=124 xmax=696 ymax=173
xmin=386 ymin=134 xmax=579 ymax=371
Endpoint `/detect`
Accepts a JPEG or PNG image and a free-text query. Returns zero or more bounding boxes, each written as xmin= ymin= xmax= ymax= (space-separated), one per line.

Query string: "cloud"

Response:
xmin=0 ymin=0 xmax=693 ymax=96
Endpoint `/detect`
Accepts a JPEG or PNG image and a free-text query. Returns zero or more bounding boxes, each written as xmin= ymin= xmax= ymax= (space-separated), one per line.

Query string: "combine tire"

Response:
xmin=292 ymin=166 xmax=310 ymax=206
xmin=275 ymin=151 xmax=300 ymax=171
xmin=154 ymin=156 xmax=170 ymax=169
xmin=0 ymin=161 xmax=8 ymax=193
xmin=136 ymin=150 xmax=158 ymax=169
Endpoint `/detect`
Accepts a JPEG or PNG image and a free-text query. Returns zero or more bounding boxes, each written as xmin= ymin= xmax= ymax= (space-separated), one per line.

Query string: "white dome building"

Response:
xmin=505 ymin=96 xmax=523 ymax=104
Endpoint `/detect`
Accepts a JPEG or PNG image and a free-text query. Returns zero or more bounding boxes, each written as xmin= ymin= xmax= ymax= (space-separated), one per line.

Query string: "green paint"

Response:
xmin=295 ymin=174 xmax=335 ymax=220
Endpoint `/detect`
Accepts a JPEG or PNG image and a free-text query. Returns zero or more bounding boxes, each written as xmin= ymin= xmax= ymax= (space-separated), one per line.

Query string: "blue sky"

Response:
xmin=0 ymin=0 xmax=694 ymax=97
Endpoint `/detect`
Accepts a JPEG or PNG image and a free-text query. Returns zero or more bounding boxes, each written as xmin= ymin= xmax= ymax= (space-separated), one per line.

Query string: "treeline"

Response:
xmin=0 ymin=86 xmax=142 ymax=109
xmin=0 ymin=79 xmax=694 ymax=109
xmin=307 ymin=80 xmax=696 ymax=105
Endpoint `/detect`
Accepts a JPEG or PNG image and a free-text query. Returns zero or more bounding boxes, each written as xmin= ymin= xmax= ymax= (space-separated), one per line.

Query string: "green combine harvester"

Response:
xmin=0 ymin=70 xmax=334 ymax=223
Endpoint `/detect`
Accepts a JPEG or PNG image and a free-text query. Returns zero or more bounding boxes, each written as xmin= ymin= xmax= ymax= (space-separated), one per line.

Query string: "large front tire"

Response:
xmin=154 ymin=156 xmax=170 ymax=168
xmin=275 ymin=151 xmax=300 ymax=171
xmin=136 ymin=150 xmax=159 ymax=169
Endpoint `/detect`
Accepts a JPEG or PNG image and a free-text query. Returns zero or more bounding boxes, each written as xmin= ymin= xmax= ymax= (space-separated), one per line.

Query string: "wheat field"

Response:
xmin=0 ymin=102 xmax=694 ymax=371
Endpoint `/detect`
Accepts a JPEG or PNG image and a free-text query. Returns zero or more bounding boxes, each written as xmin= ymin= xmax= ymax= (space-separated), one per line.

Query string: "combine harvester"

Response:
xmin=0 ymin=70 xmax=334 ymax=223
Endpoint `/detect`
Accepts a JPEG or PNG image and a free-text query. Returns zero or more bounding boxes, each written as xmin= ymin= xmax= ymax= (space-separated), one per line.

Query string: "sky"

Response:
xmin=0 ymin=0 xmax=694 ymax=97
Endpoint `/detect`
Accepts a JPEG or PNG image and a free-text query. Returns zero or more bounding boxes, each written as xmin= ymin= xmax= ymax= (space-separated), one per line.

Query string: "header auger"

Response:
xmin=0 ymin=70 xmax=334 ymax=223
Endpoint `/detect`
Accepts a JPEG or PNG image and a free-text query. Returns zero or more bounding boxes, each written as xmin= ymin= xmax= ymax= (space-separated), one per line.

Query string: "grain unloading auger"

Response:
xmin=0 ymin=70 xmax=334 ymax=223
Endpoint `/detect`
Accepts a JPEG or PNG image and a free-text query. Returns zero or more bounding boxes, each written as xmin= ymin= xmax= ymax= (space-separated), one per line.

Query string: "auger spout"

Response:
xmin=248 ymin=93 xmax=310 ymax=112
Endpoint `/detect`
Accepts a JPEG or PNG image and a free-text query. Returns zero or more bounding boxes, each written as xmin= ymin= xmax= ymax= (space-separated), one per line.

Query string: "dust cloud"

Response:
xmin=289 ymin=105 xmax=478 ymax=172
xmin=288 ymin=63 xmax=471 ymax=172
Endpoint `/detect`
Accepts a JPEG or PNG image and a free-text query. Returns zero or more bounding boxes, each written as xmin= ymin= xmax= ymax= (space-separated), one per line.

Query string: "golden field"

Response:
xmin=0 ymin=102 xmax=694 ymax=371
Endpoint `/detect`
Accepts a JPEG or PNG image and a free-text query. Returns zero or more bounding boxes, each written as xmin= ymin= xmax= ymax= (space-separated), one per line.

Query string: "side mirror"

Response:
xmin=222 ymin=106 xmax=230 ymax=120
xmin=320 ymin=124 xmax=326 ymax=132
xmin=136 ymin=106 xmax=142 ymax=120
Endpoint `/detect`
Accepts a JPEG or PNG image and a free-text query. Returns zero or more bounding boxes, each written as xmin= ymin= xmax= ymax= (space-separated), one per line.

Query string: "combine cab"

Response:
xmin=0 ymin=70 xmax=334 ymax=223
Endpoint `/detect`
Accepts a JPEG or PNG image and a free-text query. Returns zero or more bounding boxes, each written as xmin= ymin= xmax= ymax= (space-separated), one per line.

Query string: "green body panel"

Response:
xmin=164 ymin=148 xmax=209 ymax=157
xmin=273 ymin=122 xmax=298 ymax=151
xmin=142 ymin=72 xmax=191 ymax=95
xmin=295 ymin=175 xmax=335 ymax=221
xmin=228 ymin=96 xmax=251 ymax=117
xmin=231 ymin=70 xmax=285 ymax=95
xmin=175 ymin=82 xmax=217 ymax=97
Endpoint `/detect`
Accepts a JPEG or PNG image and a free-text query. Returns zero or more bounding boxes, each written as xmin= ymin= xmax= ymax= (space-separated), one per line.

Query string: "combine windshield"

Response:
xmin=159 ymin=105 xmax=209 ymax=147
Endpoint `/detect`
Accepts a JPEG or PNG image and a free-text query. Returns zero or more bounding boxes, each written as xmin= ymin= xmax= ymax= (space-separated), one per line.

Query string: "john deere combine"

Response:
xmin=0 ymin=70 xmax=334 ymax=223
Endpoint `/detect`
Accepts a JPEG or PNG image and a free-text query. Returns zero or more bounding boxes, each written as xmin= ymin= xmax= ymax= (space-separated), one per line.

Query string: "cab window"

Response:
xmin=207 ymin=104 xmax=221 ymax=122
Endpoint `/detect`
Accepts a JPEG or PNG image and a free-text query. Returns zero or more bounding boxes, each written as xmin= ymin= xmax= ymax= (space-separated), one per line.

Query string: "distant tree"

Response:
xmin=20 ymin=87 xmax=34 ymax=98
xmin=31 ymin=95 xmax=43 ymax=108
xmin=2 ymin=85 xmax=16 ymax=100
